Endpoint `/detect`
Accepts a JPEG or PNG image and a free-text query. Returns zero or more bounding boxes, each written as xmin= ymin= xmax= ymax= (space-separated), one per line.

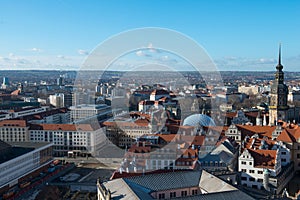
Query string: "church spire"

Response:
xmin=276 ymin=43 xmax=283 ymax=71
xmin=278 ymin=43 xmax=281 ymax=65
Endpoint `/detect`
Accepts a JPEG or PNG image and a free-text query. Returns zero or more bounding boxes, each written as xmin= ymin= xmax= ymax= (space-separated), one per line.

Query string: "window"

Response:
xmin=241 ymin=176 xmax=247 ymax=181
xmin=258 ymin=171 xmax=263 ymax=174
xmin=281 ymin=152 xmax=286 ymax=155
xmin=170 ymin=192 xmax=176 ymax=198
xmin=249 ymin=170 xmax=255 ymax=174
xmin=158 ymin=193 xmax=165 ymax=199
xmin=249 ymin=177 xmax=255 ymax=182
xmin=192 ymin=189 xmax=198 ymax=195
xmin=297 ymin=154 xmax=300 ymax=159
xmin=241 ymin=169 xmax=247 ymax=172
xmin=181 ymin=191 xmax=187 ymax=197
xmin=281 ymin=159 xmax=286 ymax=162
xmin=257 ymin=179 xmax=263 ymax=182
xmin=241 ymin=161 xmax=246 ymax=165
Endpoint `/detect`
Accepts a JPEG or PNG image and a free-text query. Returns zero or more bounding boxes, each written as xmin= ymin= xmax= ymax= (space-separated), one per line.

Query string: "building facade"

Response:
xmin=69 ymin=104 xmax=111 ymax=122
xmin=0 ymin=141 xmax=53 ymax=189
xmin=29 ymin=124 xmax=107 ymax=156
xmin=0 ymin=120 xmax=29 ymax=142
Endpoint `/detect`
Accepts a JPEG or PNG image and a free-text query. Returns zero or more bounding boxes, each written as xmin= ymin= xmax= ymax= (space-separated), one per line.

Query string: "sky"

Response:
xmin=0 ymin=0 xmax=300 ymax=71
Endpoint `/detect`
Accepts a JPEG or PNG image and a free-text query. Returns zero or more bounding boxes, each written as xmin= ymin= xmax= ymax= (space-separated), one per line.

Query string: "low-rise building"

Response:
xmin=239 ymin=134 xmax=293 ymax=194
xmin=97 ymin=170 xmax=255 ymax=200
xmin=69 ymin=104 xmax=112 ymax=122
xmin=29 ymin=124 xmax=107 ymax=156
xmin=0 ymin=140 xmax=53 ymax=189
xmin=199 ymin=137 xmax=238 ymax=172
xmin=0 ymin=120 xmax=29 ymax=142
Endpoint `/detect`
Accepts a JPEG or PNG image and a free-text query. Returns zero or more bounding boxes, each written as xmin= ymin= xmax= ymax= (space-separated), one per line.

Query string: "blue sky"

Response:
xmin=0 ymin=0 xmax=300 ymax=71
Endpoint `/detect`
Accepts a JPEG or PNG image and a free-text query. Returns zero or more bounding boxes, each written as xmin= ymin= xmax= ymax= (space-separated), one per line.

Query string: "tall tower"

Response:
xmin=269 ymin=44 xmax=289 ymax=125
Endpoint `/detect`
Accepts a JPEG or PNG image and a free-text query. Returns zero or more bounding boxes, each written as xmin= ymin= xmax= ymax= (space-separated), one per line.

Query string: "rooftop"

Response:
xmin=101 ymin=170 xmax=254 ymax=200
xmin=0 ymin=119 xmax=27 ymax=127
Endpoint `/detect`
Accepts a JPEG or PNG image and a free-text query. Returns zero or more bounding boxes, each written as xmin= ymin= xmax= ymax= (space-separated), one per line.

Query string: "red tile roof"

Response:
xmin=248 ymin=149 xmax=277 ymax=169
xmin=30 ymin=124 xmax=95 ymax=131
xmin=0 ymin=120 xmax=27 ymax=127
xmin=276 ymin=129 xmax=296 ymax=143
xmin=236 ymin=125 xmax=275 ymax=139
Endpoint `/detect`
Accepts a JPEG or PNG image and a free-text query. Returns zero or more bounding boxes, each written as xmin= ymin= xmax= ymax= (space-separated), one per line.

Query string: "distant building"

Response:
xmin=63 ymin=93 xmax=73 ymax=108
xmin=238 ymin=85 xmax=260 ymax=95
xmin=57 ymin=75 xmax=64 ymax=86
xmin=49 ymin=93 xmax=65 ymax=108
xmin=95 ymin=85 xmax=101 ymax=93
xmin=150 ymin=89 xmax=170 ymax=101
xmin=1 ymin=77 xmax=9 ymax=89
xmin=23 ymin=108 xmax=70 ymax=124
xmin=288 ymin=90 xmax=300 ymax=102
xmin=69 ymin=104 xmax=111 ymax=122
xmin=72 ymin=92 xmax=94 ymax=106
xmin=0 ymin=107 xmax=47 ymax=121
xmin=2 ymin=77 xmax=9 ymax=86
xmin=103 ymin=114 xmax=151 ymax=148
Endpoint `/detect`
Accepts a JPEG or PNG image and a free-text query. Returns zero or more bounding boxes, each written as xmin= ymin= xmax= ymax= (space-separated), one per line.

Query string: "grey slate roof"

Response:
xmin=102 ymin=170 xmax=255 ymax=200
xmin=199 ymin=170 xmax=236 ymax=193
xmin=125 ymin=171 xmax=202 ymax=191
xmin=103 ymin=178 xmax=140 ymax=200
xmin=222 ymin=140 xmax=237 ymax=154
xmin=200 ymin=150 xmax=233 ymax=163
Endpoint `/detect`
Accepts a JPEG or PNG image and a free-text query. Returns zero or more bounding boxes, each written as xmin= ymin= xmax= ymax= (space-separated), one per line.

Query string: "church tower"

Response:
xmin=269 ymin=44 xmax=289 ymax=125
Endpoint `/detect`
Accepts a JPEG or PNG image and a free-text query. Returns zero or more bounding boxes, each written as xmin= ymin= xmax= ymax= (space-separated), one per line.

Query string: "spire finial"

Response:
xmin=278 ymin=43 xmax=281 ymax=65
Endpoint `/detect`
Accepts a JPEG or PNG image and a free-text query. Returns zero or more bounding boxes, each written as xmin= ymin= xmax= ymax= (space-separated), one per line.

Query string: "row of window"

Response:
xmin=241 ymin=169 xmax=263 ymax=174
xmin=158 ymin=190 xmax=197 ymax=199
xmin=241 ymin=176 xmax=263 ymax=182
xmin=241 ymin=161 xmax=252 ymax=165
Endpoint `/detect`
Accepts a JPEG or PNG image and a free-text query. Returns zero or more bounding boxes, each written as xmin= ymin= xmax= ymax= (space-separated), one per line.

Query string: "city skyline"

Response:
xmin=0 ymin=0 xmax=300 ymax=71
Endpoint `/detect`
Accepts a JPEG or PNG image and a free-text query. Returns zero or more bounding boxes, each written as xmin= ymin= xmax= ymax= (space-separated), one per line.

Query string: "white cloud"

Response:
xmin=136 ymin=50 xmax=144 ymax=57
xmin=258 ymin=58 xmax=276 ymax=64
xmin=214 ymin=55 xmax=300 ymax=71
xmin=57 ymin=55 xmax=66 ymax=59
xmin=147 ymin=43 xmax=161 ymax=53
xmin=135 ymin=50 xmax=151 ymax=57
xmin=0 ymin=54 xmax=83 ymax=70
xmin=29 ymin=47 xmax=43 ymax=52
xmin=78 ymin=49 xmax=89 ymax=55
